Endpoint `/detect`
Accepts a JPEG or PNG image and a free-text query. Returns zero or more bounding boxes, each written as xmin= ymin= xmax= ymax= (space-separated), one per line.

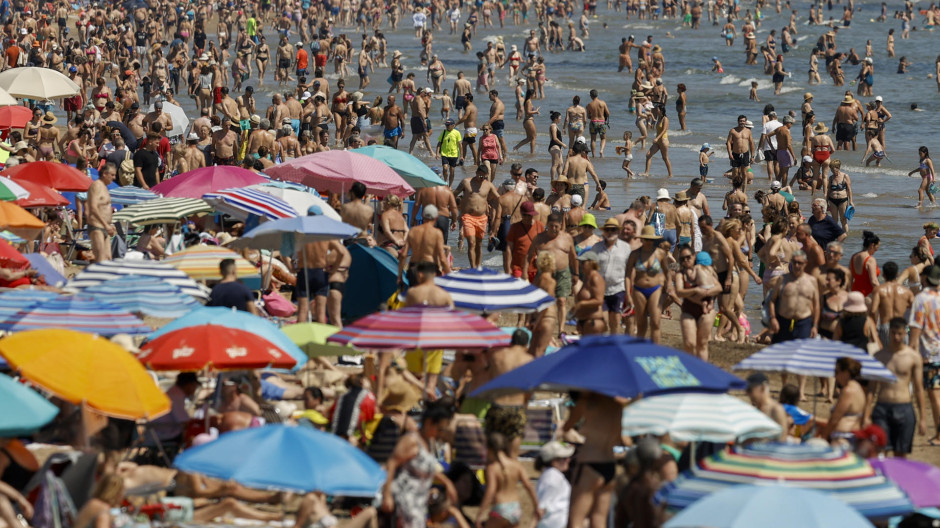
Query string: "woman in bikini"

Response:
xmin=529 ymin=251 xmax=558 ymax=357
xmin=563 ymin=95 xmax=586 ymax=147
xmin=547 ymin=111 xmax=567 ymax=181
xmin=573 ymin=252 xmax=606 ymax=335
xmin=331 ymin=79 xmax=350 ymax=145
xmin=809 ymin=122 xmax=834 ymax=187
xmin=512 ymin=89 xmax=539 ymax=155
xmin=377 ymin=195 xmax=408 ymax=256
xmin=255 ymin=36 xmax=270 ymax=83
xmin=908 ymin=145 xmax=937 ymax=208
xmin=475 ymin=433 xmax=539 ymax=528
xmin=902 ymin=246 xmax=932 ymax=291
xmin=672 ymin=246 xmax=722 ymax=360
xmin=818 ymin=357 xmax=867 ymax=446
xmin=826 ymin=159 xmax=853 ymax=232
xmin=849 ymin=230 xmax=880 ymax=297
xmin=625 ymin=225 xmax=667 ymax=343
xmin=720 ymin=219 xmax=762 ymax=343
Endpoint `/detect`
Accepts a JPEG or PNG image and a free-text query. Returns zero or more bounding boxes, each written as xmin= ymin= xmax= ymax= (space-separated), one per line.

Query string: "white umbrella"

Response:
xmin=0 ymin=87 xmax=17 ymax=107
xmin=0 ymin=67 xmax=80 ymax=99
xmin=621 ymin=393 xmax=782 ymax=443
xmin=148 ymin=102 xmax=189 ymax=138
xmin=247 ymin=184 xmax=340 ymax=221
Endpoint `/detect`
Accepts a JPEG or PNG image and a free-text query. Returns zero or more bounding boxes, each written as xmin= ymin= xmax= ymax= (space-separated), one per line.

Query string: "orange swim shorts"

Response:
xmin=461 ymin=213 xmax=488 ymax=240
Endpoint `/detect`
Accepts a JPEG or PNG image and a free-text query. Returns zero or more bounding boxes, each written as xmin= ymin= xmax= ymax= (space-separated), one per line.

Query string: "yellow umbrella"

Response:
xmin=0 ymin=329 xmax=170 ymax=419
xmin=163 ymin=244 xmax=260 ymax=281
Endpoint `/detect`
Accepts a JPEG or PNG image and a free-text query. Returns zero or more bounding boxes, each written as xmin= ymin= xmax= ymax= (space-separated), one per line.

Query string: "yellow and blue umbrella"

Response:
xmin=163 ymin=244 xmax=260 ymax=281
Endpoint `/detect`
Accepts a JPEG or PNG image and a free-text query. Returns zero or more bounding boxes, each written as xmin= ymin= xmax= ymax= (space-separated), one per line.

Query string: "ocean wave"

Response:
xmin=777 ymin=85 xmax=803 ymax=94
xmin=860 ymin=192 xmax=879 ymax=198
xmin=720 ymin=74 xmax=743 ymax=85
xmin=841 ymin=165 xmax=908 ymax=177
xmin=670 ymin=129 xmax=693 ymax=136
xmin=738 ymin=77 xmax=773 ymax=89
xmin=623 ymin=24 xmax=656 ymax=29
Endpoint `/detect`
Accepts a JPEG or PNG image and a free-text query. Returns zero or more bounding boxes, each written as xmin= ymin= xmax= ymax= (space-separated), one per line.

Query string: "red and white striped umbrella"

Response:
xmin=203 ymin=187 xmax=298 ymax=221
xmin=327 ymin=306 xmax=510 ymax=350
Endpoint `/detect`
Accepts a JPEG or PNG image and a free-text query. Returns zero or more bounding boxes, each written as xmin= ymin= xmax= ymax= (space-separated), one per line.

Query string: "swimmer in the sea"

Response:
xmin=749 ymin=81 xmax=760 ymax=101
xmin=712 ymin=57 xmax=724 ymax=73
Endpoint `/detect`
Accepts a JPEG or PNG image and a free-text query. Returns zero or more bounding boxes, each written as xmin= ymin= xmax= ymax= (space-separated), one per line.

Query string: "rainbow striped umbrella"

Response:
xmin=163 ymin=245 xmax=260 ymax=281
xmin=327 ymin=306 xmax=510 ymax=350
xmin=203 ymin=187 xmax=299 ymax=221
xmin=0 ymin=295 xmax=151 ymax=336
xmin=656 ymin=443 xmax=913 ymax=520
xmin=82 ymin=275 xmax=201 ymax=318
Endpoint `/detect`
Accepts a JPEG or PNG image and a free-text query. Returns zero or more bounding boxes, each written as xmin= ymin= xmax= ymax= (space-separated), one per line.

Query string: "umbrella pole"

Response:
xmin=303 ymin=248 xmax=310 ymax=322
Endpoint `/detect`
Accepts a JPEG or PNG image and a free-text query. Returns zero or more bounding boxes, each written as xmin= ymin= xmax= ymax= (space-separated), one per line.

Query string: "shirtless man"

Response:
xmin=126 ymin=103 xmax=147 ymax=142
xmin=408 ymin=88 xmax=435 ymax=157
xmin=700 ymin=214 xmax=744 ymax=341
xmin=453 ymin=164 xmax=500 ymax=268
xmin=563 ymin=144 xmax=602 ymax=206
xmin=774 ymin=115 xmax=796 ymax=183
xmin=495 ymin=183 xmax=528 ymax=273
xmin=142 ymin=101 xmax=173 ymax=135
xmin=326 ymin=240 xmax=351 ymax=328
xmin=412 ymin=184 xmax=459 ymax=244
xmin=211 ymin=122 xmax=239 ymax=165
xmin=745 ymin=372 xmax=789 ymax=441
xmin=382 ymin=95 xmax=405 ymax=148
xmin=297 ymin=237 xmax=347 ymax=324
xmin=685 ymin=178 xmax=710 ymax=219
xmin=585 ymin=89 xmax=610 ymax=158
xmin=768 ymin=250 xmax=820 ymax=341
xmin=284 ymin=92 xmax=303 ymax=136
xmin=86 ymin=163 xmax=115 ymax=263
xmin=726 ymin=114 xmax=755 ymax=182
xmin=524 ymin=212 xmax=578 ymax=335
xmin=870 ymin=262 xmax=915 ymax=345
xmin=404 ymin=261 xmax=454 ymax=308
xmin=485 ymin=90 xmax=507 ymax=158
xmin=182 ymin=133 xmax=207 ymax=169
xmin=524 ymin=29 xmax=541 ymax=58
xmin=833 ymin=94 xmax=860 ymax=151
xmin=795 ymin=225 xmax=825 ymax=276
xmin=480 ymin=329 xmax=534 ymax=458
xmin=237 ymin=87 xmax=256 ymax=130
xmin=398 ymin=205 xmax=451 ymax=284
xmin=339 ymin=181 xmax=373 ymax=239
xmin=870 ymin=317 xmax=927 ymax=457
xmin=217 ymin=87 xmax=241 ymax=126
xmin=455 ymin=92 xmax=478 ymax=164
xmin=246 ymin=118 xmax=276 ymax=157
xmin=452 ymin=71 xmax=472 ymax=119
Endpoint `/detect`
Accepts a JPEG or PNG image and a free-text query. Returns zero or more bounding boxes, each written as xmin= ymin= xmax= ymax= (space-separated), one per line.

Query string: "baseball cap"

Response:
xmin=520 ymin=201 xmax=537 ymax=216
xmin=571 ymin=194 xmax=583 ymax=206
xmin=539 ymin=441 xmax=575 ymax=463
xmin=445 ymin=117 xmax=455 ymax=125
xmin=770 ymin=180 xmax=782 ymax=190
xmin=746 ymin=372 xmax=769 ymax=388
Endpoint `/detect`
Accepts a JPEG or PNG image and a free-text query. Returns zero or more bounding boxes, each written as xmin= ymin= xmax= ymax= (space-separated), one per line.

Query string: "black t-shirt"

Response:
xmin=133 ymin=149 xmax=159 ymax=188
xmin=193 ymin=30 xmax=207 ymax=50
xmin=207 ymin=281 xmax=254 ymax=311
xmin=135 ymin=30 xmax=148 ymax=47
xmin=808 ymin=214 xmax=845 ymax=248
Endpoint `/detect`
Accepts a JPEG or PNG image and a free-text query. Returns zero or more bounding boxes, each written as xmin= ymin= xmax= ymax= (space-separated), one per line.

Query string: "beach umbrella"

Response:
xmin=231 ymin=214 xmax=360 ymax=250
xmin=202 ymin=187 xmax=299 ymax=221
xmin=342 ymin=243 xmax=401 ymax=321
xmin=620 ymin=393 xmax=782 ymax=443
xmin=0 ymin=240 xmax=28 ymax=268
xmin=656 ymin=443 xmax=914 ymax=520
xmin=112 ymin=197 xmax=212 ymax=225
xmin=868 ymin=458 xmax=940 ymax=508
xmin=3 ymin=161 xmax=92 ymax=191
xmin=327 ymin=306 xmax=510 ymax=350
xmin=0 ymin=87 xmax=18 ymax=107
xmin=0 ymin=295 xmax=151 ymax=336
xmin=0 ymin=201 xmax=45 ymax=236
xmin=0 ymin=231 xmax=25 ymax=243
xmin=0 ymin=106 xmax=32 ymax=129
xmin=733 ymin=339 xmax=897 ymax=382
xmin=471 ymin=335 xmax=746 ymax=400
xmin=0 ymin=67 xmax=80 ymax=99
xmin=0 ymin=329 xmax=169 ymax=419
xmin=173 ymin=424 xmax=385 ymax=495
xmin=81 ymin=275 xmax=201 ymax=318
xmin=66 ymin=259 xmax=209 ymax=300
xmin=352 ymin=145 xmax=446 ymax=189
xmin=151 ymin=166 xmax=267 ymax=199
xmin=281 ymin=322 xmax=358 ymax=357
xmin=265 ymin=150 xmax=415 ymax=198
xmin=147 ymin=306 xmax=307 ymax=369
xmin=22 ymin=254 xmax=66 ymax=287
xmin=162 ymin=244 xmax=260 ymax=281
xmin=12 ymin=179 xmax=68 ymax=207
xmin=140 ymin=324 xmax=296 ymax=371
xmin=663 ymin=484 xmax=874 ymax=528
xmin=109 ymin=186 xmax=159 ymax=205
xmin=147 ymin=102 xmax=189 ymax=138
xmin=435 ymin=267 xmax=555 ymax=314
xmin=246 ymin=184 xmax=341 ymax=221
xmin=0 ymin=177 xmax=29 ymax=201
xmin=0 ymin=372 xmax=59 ymax=436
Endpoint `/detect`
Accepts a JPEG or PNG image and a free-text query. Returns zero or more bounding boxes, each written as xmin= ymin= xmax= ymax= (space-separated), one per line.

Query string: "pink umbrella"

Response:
xmin=151 ymin=166 xmax=268 ymax=199
xmin=265 ymin=151 xmax=415 ymax=198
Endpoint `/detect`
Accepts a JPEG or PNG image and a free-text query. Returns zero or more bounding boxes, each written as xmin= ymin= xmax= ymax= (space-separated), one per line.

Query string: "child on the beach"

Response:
xmin=712 ymin=57 xmax=724 ymax=73
xmin=862 ymin=130 xmax=886 ymax=167
xmin=475 ymin=433 xmax=540 ymax=528
xmin=440 ymin=88 xmax=453 ymax=121
xmin=617 ymin=131 xmax=636 ymax=177
xmin=590 ymin=180 xmax=611 ymax=210
xmin=749 ymin=81 xmax=760 ymax=101
xmin=699 ymin=143 xmax=712 ymax=180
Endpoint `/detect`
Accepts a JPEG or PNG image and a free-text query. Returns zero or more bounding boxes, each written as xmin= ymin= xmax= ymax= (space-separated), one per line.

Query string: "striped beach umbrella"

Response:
xmin=203 ymin=187 xmax=299 ymax=221
xmin=247 ymin=184 xmax=340 ymax=221
xmin=733 ymin=339 xmax=896 ymax=382
xmin=0 ymin=177 xmax=29 ymax=201
xmin=112 ymin=197 xmax=212 ymax=225
xmin=327 ymin=306 xmax=510 ymax=350
xmin=163 ymin=245 xmax=260 ymax=281
xmin=110 ymin=186 xmax=159 ymax=206
xmin=82 ymin=275 xmax=201 ymax=318
xmin=66 ymin=259 xmax=208 ymax=300
xmin=434 ymin=267 xmax=555 ymax=314
xmin=0 ymin=295 xmax=151 ymax=336
xmin=656 ymin=443 xmax=914 ymax=520
xmin=620 ymin=393 xmax=782 ymax=443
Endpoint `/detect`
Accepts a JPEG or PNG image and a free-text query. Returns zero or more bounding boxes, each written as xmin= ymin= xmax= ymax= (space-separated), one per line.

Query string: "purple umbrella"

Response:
xmin=869 ymin=457 xmax=940 ymax=508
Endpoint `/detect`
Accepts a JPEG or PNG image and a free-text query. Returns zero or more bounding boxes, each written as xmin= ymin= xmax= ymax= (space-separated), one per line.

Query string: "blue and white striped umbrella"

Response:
xmin=0 ymin=289 xmax=59 ymax=319
xmin=733 ymin=339 xmax=896 ymax=383
xmin=434 ymin=267 xmax=555 ymax=314
xmin=66 ymin=259 xmax=209 ymax=300
xmin=203 ymin=187 xmax=299 ymax=221
xmin=0 ymin=295 xmax=151 ymax=336
xmin=621 ymin=393 xmax=782 ymax=443
xmin=110 ymin=187 xmax=159 ymax=206
xmin=82 ymin=275 xmax=201 ymax=318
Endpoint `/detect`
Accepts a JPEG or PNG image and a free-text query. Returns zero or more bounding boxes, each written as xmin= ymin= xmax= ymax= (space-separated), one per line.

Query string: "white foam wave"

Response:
xmin=738 ymin=77 xmax=773 ymax=89
xmin=777 ymin=85 xmax=803 ymax=94
xmin=623 ymin=24 xmax=656 ymax=29
xmin=720 ymin=74 xmax=742 ymax=85
xmin=861 ymin=192 xmax=879 ymax=198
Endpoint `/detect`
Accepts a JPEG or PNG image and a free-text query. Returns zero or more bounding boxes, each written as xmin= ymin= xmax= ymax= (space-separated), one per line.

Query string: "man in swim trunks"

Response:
xmin=382 ymin=94 xmax=404 ymax=148
xmin=452 ymin=71 xmax=472 ymax=119
xmin=87 ymin=163 xmax=115 ymax=263
xmin=525 ymin=212 xmax=578 ymax=335
xmin=586 ymin=89 xmax=610 ymax=158
xmin=486 ymin=90 xmax=507 ymax=158
xmin=454 ymin=164 xmax=500 ymax=268
xmin=833 ymin=94 xmax=860 ymax=151
xmin=767 ymin=250 xmax=820 ymax=342
xmin=726 ymin=114 xmax=755 ymax=182
xmin=456 ymin=92 xmax=479 ymax=165
xmin=774 ymin=115 xmax=796 ymax=184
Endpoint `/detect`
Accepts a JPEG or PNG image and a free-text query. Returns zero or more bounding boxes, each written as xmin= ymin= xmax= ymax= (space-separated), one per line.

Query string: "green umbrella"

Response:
xmin=282 ymin=322 xmax=360 ymax=357
xmin=353 ymin=145 xmax=446 ymax=189
xmin=0 ymin=177 xmax=29 ymax=202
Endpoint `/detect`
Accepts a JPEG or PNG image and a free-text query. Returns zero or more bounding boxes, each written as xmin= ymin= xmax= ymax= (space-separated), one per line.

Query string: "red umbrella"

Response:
xmin=13 ymin=179 xmax=68 ymax=207
xmin=3 ymin=161 xmax=92 ymax=192
xmin=327 ymin=306 xmax=510 ymax=350
xmin=151 ymin=166 xmax=267 ymax=199
xmin=0 ymin=107 xmax=33 ymax=130
xmin=0 ymin=240 xmax=28 ymax=268
xmin=139 ymin=324 xmax=297 ymax=371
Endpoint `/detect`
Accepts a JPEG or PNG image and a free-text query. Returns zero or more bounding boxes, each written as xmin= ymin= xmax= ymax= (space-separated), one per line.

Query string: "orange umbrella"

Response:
xmin=0 ymin=201 xmax=44 ymax=239
xmin=0 ymin=329 xmax=170 ymax=419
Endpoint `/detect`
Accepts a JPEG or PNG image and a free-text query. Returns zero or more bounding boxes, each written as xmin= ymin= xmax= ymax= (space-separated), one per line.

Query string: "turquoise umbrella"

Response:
xmin=0 ymin=373 xmax=59 ymax=436
xmin=353 ymin=145 xmax=446 ymax=188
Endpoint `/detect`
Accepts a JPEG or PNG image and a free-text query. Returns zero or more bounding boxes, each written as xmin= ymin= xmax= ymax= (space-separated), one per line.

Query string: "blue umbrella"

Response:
xmin=353 ymin=145 xmax=446 ymax=189
xmin=232 ymin=215 xmax=360 ymax=253
xmin=664 ymin=484 xmax=874 ymax=528
xmin=342 ymin=243 xmax=401 ymax=322
xmin=471 ymin=335 xmax=746 ymax=399
xmin=0 ymin=373 xmax=59 ymax=436
xmin=82 ymin=275 xmax=201 ymax=318
xmin=174 ymin=425 xmax=385 ymax=496
xmin=733 ymin=339 xmax=897 ymax=382
xmin=146 ymin=306 xmax=307 ymax=370
xmin=435 ymin=267 xmax=555 ymax=314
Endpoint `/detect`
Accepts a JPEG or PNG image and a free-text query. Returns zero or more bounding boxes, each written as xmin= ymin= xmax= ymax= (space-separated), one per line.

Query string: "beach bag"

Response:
xmin=32 ymin=470 xmax=77 ymax=528
xmin=929 ymin=182 xmax=940 ymax=196
xmin=118 ymin=150 xmax=135 ymax=186
xmin=262 ymin=289 xmax=296 ymax=317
